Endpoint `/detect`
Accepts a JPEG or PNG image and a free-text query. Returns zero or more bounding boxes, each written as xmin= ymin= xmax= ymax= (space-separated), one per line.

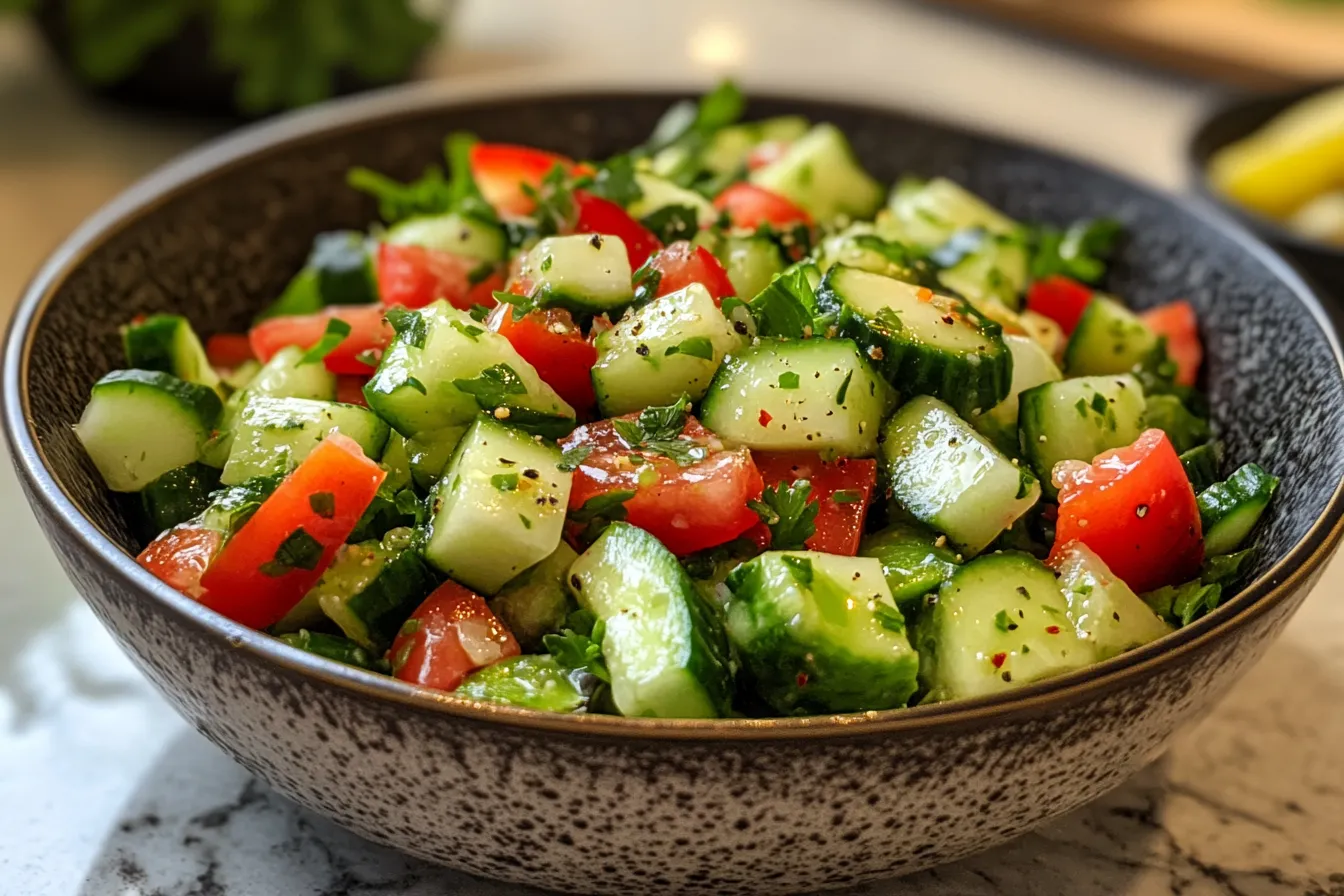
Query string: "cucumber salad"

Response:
xmin=77 ymin=83 xmax=1278 ymax=718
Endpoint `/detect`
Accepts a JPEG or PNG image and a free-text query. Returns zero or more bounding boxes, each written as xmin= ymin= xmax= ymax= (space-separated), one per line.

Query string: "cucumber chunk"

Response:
xmin=406 ymin=425 xmax=468 ymax=490
xmin=699 ymin=115 xmax=810 ymax=175
xmin=592 ymin=283 xmax=744 ymax=416
xmin=277 ymin=629 xmax=382 ymax=671
xmin=749 ymin=123 xmax=883 ymax=222
xmin=884 ymin=177 xmax=1019 ymax=247
xmin=1017 ymin=374 xmax=1146 ymax=495
xmin=489 ymin=542 xmax=580 ymax=651
xmin=568 ymin=522 xmax=733 ymax=718
xmin=936 ymin=233 xmax=1029 ymax=311
xmin=139 ymin=463 xmax=222 ymax=537
xmin=971 ymin=334 xmax=1062 ymax=453
xmin=456 ymin=655 xmax=590 ymax=713
xmin=1051 ymin=542 xmax=1172 ymax=659
xmin=815 ymin=265 xmax=1012 ymax=418
xmin=700 ymin=337 xmax=896 ymax=457
xmin=121 ymin=314 xmax=221 ymax=393
xmin=627 ymin=173 xmax=718 ymax=228
xmin=715 ymin=233 xmax=787 ymax=301
xmin=259 ymin=231 xmax=378 ymax=318
xmin=76 ymin=369 xmax=223 ymax=492
xmin=724 ymin=551 xmax=920 ymax=714
xmin=1180 ymin=442 xmax=1224 ymax=492
xmin=1198 ymin=463 xmax=1279 ymax=555
xmin=385 ymin=212 xmax=505 ymax=263
xmin=518 ymin=233 xmax=633 ymax=313
xmin=305 ymin=528 xmax=438 ymax=652
xmin=1063 ymin=296 xmax=1157 ymax=377
xmin=880 ymin=396 xmax=1040 ymax=556
xmin=918 ymin=551 xmax=1096 ymax=701
xmin=858 ymin=522 xmax=960 ymax=612
xmin=423 ymin=416 xmax=573 ymax=595
xmin=1143 ymin=394 xmax=1211 ymax=454
xmin=220 ymin=396 xmax=389 ymax=486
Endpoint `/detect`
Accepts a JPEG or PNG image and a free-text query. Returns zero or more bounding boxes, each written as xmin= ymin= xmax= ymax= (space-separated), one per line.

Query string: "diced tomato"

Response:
xmin=197 ymin=434 xmax=386 ymax=629
xmin=388 ymin=581 xmax=520 ymax=692
xmin=572 ymin=191 xmax=663 ymax=270
xmin=465 ymin=269 xmax=506 ymax=310
xmin=336 ymin=375 xmax=370 ymax=407
xmin=486 ymin=304 xmax=597 ymax=417
xmin=469 ymin=143 xmax=576 ymax=217
xmin=249 ymin=304 xmax=392 ymax=375
xmin=1049 ymin=429 xmax=1203 ymax=593
xmin=713 ymin=182 xmax=813 ymax=231
xmin=749 ymin=452 xmax=878 ymax=556
xmin=1026 ymin=275 xmax=1094 ymax=336
xmin=138 ymin=525 xmax=222 ymax=600
xmin=645 ymin=241 xmax=736 ymax=304
xmin=204 ymin=333 xmax=254 ymax=369
xmin=376 ymin=242 xmax=485 ymax=311
xmin=745 ymin=140 xmax=791 ymax=171
xmin=1141 ymin=300 xmax=1203 ymax=387
xmin=561 ymin=416 xmax=763 ymax=555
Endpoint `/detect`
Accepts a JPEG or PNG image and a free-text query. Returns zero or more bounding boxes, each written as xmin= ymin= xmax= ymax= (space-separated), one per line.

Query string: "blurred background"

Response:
xmin=4 ymin=1 xmax=1344 ymax=894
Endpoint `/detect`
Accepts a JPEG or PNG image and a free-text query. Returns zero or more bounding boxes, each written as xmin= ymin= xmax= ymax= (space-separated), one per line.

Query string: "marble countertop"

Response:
xmin=2 ymin=1 xmax=1343 ymax=893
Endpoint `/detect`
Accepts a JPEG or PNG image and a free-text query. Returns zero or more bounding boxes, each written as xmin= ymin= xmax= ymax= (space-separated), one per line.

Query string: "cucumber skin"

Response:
xmin=278 ymin=630 xmax=382 ymax=671
xmin=1198 ymin=463 xmax=1279 ymax=555
xmin=138 ymin=463 xmax=222 ymax=538
xmin=1144 ymin=394 xmax=1211 ymax=455
xmin=858 ymin=523 xmax=960 ymax=612
xmin=1180 ymin=442 xmax=1223 ymax=492
xmin=489 ymin=543 xmax=580 ymax=652
xmin=456 ymin=655 xmax=590 ymax=713
xmin=338 ymin=548 xmax=439 ymax=651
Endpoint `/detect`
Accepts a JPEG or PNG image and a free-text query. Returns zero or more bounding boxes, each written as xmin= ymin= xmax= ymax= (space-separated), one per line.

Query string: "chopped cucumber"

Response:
xmin=1017 ymin=374 xmax=1146 ymax=495
xmin=936 ymin=232 xmax=1029 ymax=311
xmin=198 ymin=474 xmax=280 ymax=535
xmin=749 ymin=123 xmax=883 ymax=222
xmin=568 ymin=522 xmax=733 ymax=718
xmin=121 ymin=314 xmax=221 ymax=393
xmin=456 ymin=655 xmax=590 ymax=713
xmin=220 ymin=396 xmax=389 ymax=486
xmin=518 ymin=233 xmax=633 ymax=313
xmin=489 ymin=542 xmax=580 ymax=651
xmin=384 ymin=212 xmax=505 ymax=263
xmin=814 ymin=223 xmax=934 ymax=284
xmin=138 ymin=463 xmax=222 ymax=537
xmin=423 ymin=416 xmax=573 ymax=595
xmin=880 ymin=395 xmax=1040 ymax=556
xmin=1051 ymin=542 xmax=1172 ymax=659
xmin=1180 ymin=442 xmax=1224 ymax=492
xmin=699 ymin=115 xmax=810 ymax=175
xmin=816 ymin=265 xmax=1012 ymax=418
xmin=75 ymin=369 xmax=223 ymax=492
xmin=406 ymin=425 xmax=468 ymax=490
xmin=1143 ymin=394 xmax=1211 ymax=454
xmin=308 ymin=528 xmax=438 ymax=651
xmin=858 ymin=522 xmax=960 ymax=612
xmin=1198 ymin=463 xmax=1279 ymax=555
xmin=971 ymin=334 xmax=1062 ymax=453
xmin=259 ymin=231 xmax=378 ymax=318
xmin=1063 ymin=296 xmax=1157 ymax=377
xmin=884 ymin=177 xmax=1019 ymax=246
xmin=378 ymin=433 xmax=414 ymax=493
xmin=592 ymin=283 xmax=744 ymax=416
xmin=918 ymin=551 xmax=1096 ymax=701
xmin=724 ymin=551 xmax=920 ymax=714
xmin=627 ymin=173 xmax=718 ymax=228
xmin=715 ymin=233 xmax=787 ymax=301
xmin=277 ymin=629 xmax=381 ymax=671
xmin=700 ymin=337 xmax=896 ymax=457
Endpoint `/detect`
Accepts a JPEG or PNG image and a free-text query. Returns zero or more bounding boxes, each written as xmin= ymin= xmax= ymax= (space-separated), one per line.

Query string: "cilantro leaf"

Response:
xmin=453 ymin=363 xmax=528 ymax=409
xmin=307 ymin=491 xmax=336 ymax=519
xmin=443 ymin=131 xmax=500 ymax=226
xmin=383 ymin=307 xmax=427 ymax=349
xmin=298 ymin=318 xmax=352 ymax=364
xmin=748 ymin=266 xmax=816 ymax=339
xmin=1028 ymin=218 xmax=1124 ymax=284
xmin=585 ymin=154 xmax=643 ymax=207
xmin=873 ymin=602 xmax=907 ymax=634
xmin=613 ymin=394 xmax=691 ymax=446
xmin=259 ymin=527 xmax=324 ymax=577
xmin=748 ymin=479 xmax=818 ymax=551
xmin=570 ymin=490 xmax=635 ymax=524
xmin=642 ymin=79 xmax=745 ymax=154
xmin=520 ymin=163 xmax=577 ymax=240
xmin=491 ymin=473 xmax=519 ymax=492
xmin=449 ymin=320 xmax=484 ymax=342
xmin=640 ymin=204 xmax=700 ymax=245
xmin=543 ymin=616 xmax=611 ymax=684
xmin=631 ymin=257 xmax=664 ymax=306
xmin=777 ymin=371 xmax=800 ymax=389
xmin=557 ymin=445 xmax=594 ymax=473
xmin=348 ymin=166 xmax=454 ymax=225
xmin=664 ymin=337 xmax=716 ymax=360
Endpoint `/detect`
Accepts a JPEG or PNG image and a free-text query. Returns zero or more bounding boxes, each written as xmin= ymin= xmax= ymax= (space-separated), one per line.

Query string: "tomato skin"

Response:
xmin=138 ymin=525 xmax=222 ymax=599
xmin=249 ymin=304 xmax=392 ymax=375
xmin=1025 ymin=275 xmax=1094 ymax=336
xmin=376 ymin=243 xmax=484 ymax=311
xmin=486 ymin=305 xmax=597 ymax=416
xmin=1141 ymin=300 xmax=1203 ymax=387
xmin=561 ymin=416 xmax=764 ymax=556
xmin=336 ymin=375 xmax=370 ymax=407
xmin=647 ymin=241 xmax=736 ymax=304
xmin=197 ymin=434 xmax=387 ymax=629
xmin=750 ymin=452 xmax=877 ymax=556
xmin=572 ymin=191 xmax=663 ymax=270
xmin=713 ymin=182 xmax=813 ymax=230
xmin=469 ymin=143 xmax=575 ymax=217
xmin=389 ymin=581 xmax=520 ymax=692
xmin=205 ymin=333 xmax=254 ymax=369
xmin=1049 ymin=429 xmax=1203 ymax=593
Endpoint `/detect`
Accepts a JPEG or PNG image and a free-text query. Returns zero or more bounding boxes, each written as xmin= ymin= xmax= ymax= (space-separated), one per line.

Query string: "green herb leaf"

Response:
xmin=569 ymin=490 xmax=636 ymax=524
xmin=665 ymin=336 xmax=716 ymax=360
xmin=832 ymin=489 xmax=862 ymax=504
xmin=450 ymin=320 xmax=485 ymax=342
xmin=393 ymin=488 xmax=424 ymax=522
xmin=780 ymin=554 xmax=814 ymax=586
xmin=467 ymin=303 xmax=492 ymax=323
xmin=259 ymin=527 xmax=324 ymax=577
xmin=586 ymin=154 xmax=643 ymax=207
xmin=748 ymin=266 xmax=816 ymax=339
xmin=307 ymin=491 xmax=336 ymax=519
xmin=453 ymin=363 xmax=528 ymax=409
xmin=298 ymin=318 xmax=352 ymax=364
xmin=443 ymin=131 xmax=500 ymax=226
xmin=491 ymin=473 xmax=519 ymax=492
xmin=557 ymin=445 xmax=594 ymax=473
xmin=384 ymin=307 xmax=427 ymax=349
xmin=1028 ymin=218 xmax=1124 ymax=284
xmin=518 ymin=513 xmax=533 ymax=530
xmin=777 ymin=371 xmax=800 ymax=389
xmin=835 ymin=369 xmax=854 ymax=406
xmin=614 ymin=394 xmax=691 ymax=445
xmin=543 ymin=621 xmax=611 ymax=684
xmin=354 ymin=348 xmax=382 ymax=368
xmin=748 ymin=479 xmax=818 ymax=551
xmin=993 ymin=609 xmax=1015 ymax=633
xmin=640 ymin=204 xmax=700 ymax=244
xmin=873 ymin=602 xmax=907 ymax=634
xmin=348 ymin=166 xmax=453 ymax=225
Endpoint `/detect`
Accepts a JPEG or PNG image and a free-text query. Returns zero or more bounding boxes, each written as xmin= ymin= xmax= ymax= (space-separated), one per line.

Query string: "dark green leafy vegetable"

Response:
xmin=298 ymin=319 xmax=352 ymax=365
xmin=543 ymin=609 xmax=611 ymax=684
xmin=748 ymin=480 xmax=818 ymax=551
xmin=748 ymin=266 xmax=817 ymax=339
xmin=384 ymin=307 xmax=427 ymax=349
xmin=640 ymin=205 xmax=700 ymax=244
xmin=1028 ymin=218 xmax=1123 ymax=284
xmin=583 ymin=155 xmax=643 ymax=207
xmin=452 ymin=363 xmax=528 ymax=408
xmin=260 ymin=527 xmax=324 ymax=577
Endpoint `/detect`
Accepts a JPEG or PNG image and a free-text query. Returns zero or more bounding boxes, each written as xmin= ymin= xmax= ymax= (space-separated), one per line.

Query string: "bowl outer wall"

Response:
xmin=6 ymin=77 xmax=1344 ymax=892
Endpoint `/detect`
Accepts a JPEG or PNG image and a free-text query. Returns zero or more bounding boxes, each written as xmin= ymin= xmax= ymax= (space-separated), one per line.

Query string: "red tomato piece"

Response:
xmin=750 ymin=452 xmax=878 ymax=556
xmin=197 ymin=434 xmax=386 ymax=629
xmin=486 ymin=304 xmax=597 ymax=416
xmin=138 ymin=525 xmax=222 ymax=600
xmin=336 ymin=375 xmax=370 ymax=407
xmin=572 ymin=191 xmax=663 ymax=270
xmin=249 ymin=304 xmax=392 ymax=376
xmin=465 ymin=269 xmax=506 ymax=310
xmin=745 ymin=140 xmax=791 ymax=171
xmin=204 ymin=333 xmax=254 ymax=369
xmin=561 ymin=416 xmax=764 ymax=556
xmin=469 ymin=143 xmax=576 ymax=217
xmin=377 ymin=242 xmax=485 ymax=311
xmin=713 ymin=182 xmax=813 ymax=231
xmin=1141 ymin=300 xmax=1203 ymax=387
xmin=1049 ymin=429 xmax=1203 ymax=593
xmin=1025 ymin=275 xmax=1094 ymax=336
xmin=388 ymin=581 xmax=520 ymax=692
xmin=646 ymin=241 xmax=736 ymax=304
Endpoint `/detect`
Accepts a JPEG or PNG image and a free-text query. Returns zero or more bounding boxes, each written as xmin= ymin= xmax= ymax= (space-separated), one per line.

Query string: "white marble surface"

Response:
xmin=2 ymin=1 xmax=1343 ymax=893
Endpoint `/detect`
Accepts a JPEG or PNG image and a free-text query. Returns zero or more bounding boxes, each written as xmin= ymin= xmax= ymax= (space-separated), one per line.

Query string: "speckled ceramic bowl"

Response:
xmin=7 ymin=80 xmax=1344 ymax=895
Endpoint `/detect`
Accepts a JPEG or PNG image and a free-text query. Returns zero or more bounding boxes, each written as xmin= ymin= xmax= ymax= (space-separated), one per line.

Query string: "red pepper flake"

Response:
xmin=796 ymin=672 xmax=808 ymax=688
xmin=1046 ymin=625 xmax=1061 ymax=634
xmin=759 ymin=409 xmax=773 ymax=427
xmin=990 ymin=652 xmax=1007 ymax=669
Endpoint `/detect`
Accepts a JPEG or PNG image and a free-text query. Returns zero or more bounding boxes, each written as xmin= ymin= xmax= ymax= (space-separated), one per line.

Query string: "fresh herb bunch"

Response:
xmin=2 ymin=0 xmax=442 ymax=113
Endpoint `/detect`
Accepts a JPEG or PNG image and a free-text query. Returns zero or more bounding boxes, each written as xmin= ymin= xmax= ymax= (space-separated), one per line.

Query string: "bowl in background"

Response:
xmin=6 ymin=79 xmax=1344 ymax=895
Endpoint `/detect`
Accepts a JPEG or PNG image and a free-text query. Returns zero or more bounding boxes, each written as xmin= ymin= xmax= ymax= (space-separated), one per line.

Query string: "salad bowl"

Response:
xmin=6 ymin=79 xmax=1344 ymax=894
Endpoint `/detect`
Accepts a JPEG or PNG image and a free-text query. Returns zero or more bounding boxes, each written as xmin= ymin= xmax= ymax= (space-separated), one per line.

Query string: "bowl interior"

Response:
xmin=14 ymin=90 xmax=1344 ymax=692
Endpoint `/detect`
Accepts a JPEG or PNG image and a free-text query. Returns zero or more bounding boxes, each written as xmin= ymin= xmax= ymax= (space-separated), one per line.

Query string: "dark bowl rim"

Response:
xmin=7 ymin=74 xmax=1344 ymax=742
xmin=1185 ymin=80 xmax=1344 ymax=262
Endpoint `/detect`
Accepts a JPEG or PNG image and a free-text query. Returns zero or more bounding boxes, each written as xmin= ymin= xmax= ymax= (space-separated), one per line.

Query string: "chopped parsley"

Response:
xmin=384 ymin=307 xmax=427 ymax=349
xmin=259 ymin=527 xmax=324 ymax=577
xmin=780 ymin=554 xmax=814 ymax=586
xmin=307 ymin=491 xmax=336 ymax=519
xmin=298 ymin=318 xmax=352 ymax=365
xmin=748 ymin=479 xmax=818 ymax=551
xmin=557 ymin=445 xmax=594 ymax=472
xmin=832 ymin=489 xmax=862 ymax=504
xmin=543 ymin=609 xmax=611 ymax=684
xmin=835 ymin=369 xmax=854 ymax=405
xmin=450 ymin=320 xmax=484 ymax=342
xmin=664 ymin=336 xmax=716 ymax=360
xmin=491 ymin=473 xmax=519 ymax=492
xmin=453 ymin=363 xmax=527 ymax=409
xmin=778 ymin=371 xmax=801 ymax=389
